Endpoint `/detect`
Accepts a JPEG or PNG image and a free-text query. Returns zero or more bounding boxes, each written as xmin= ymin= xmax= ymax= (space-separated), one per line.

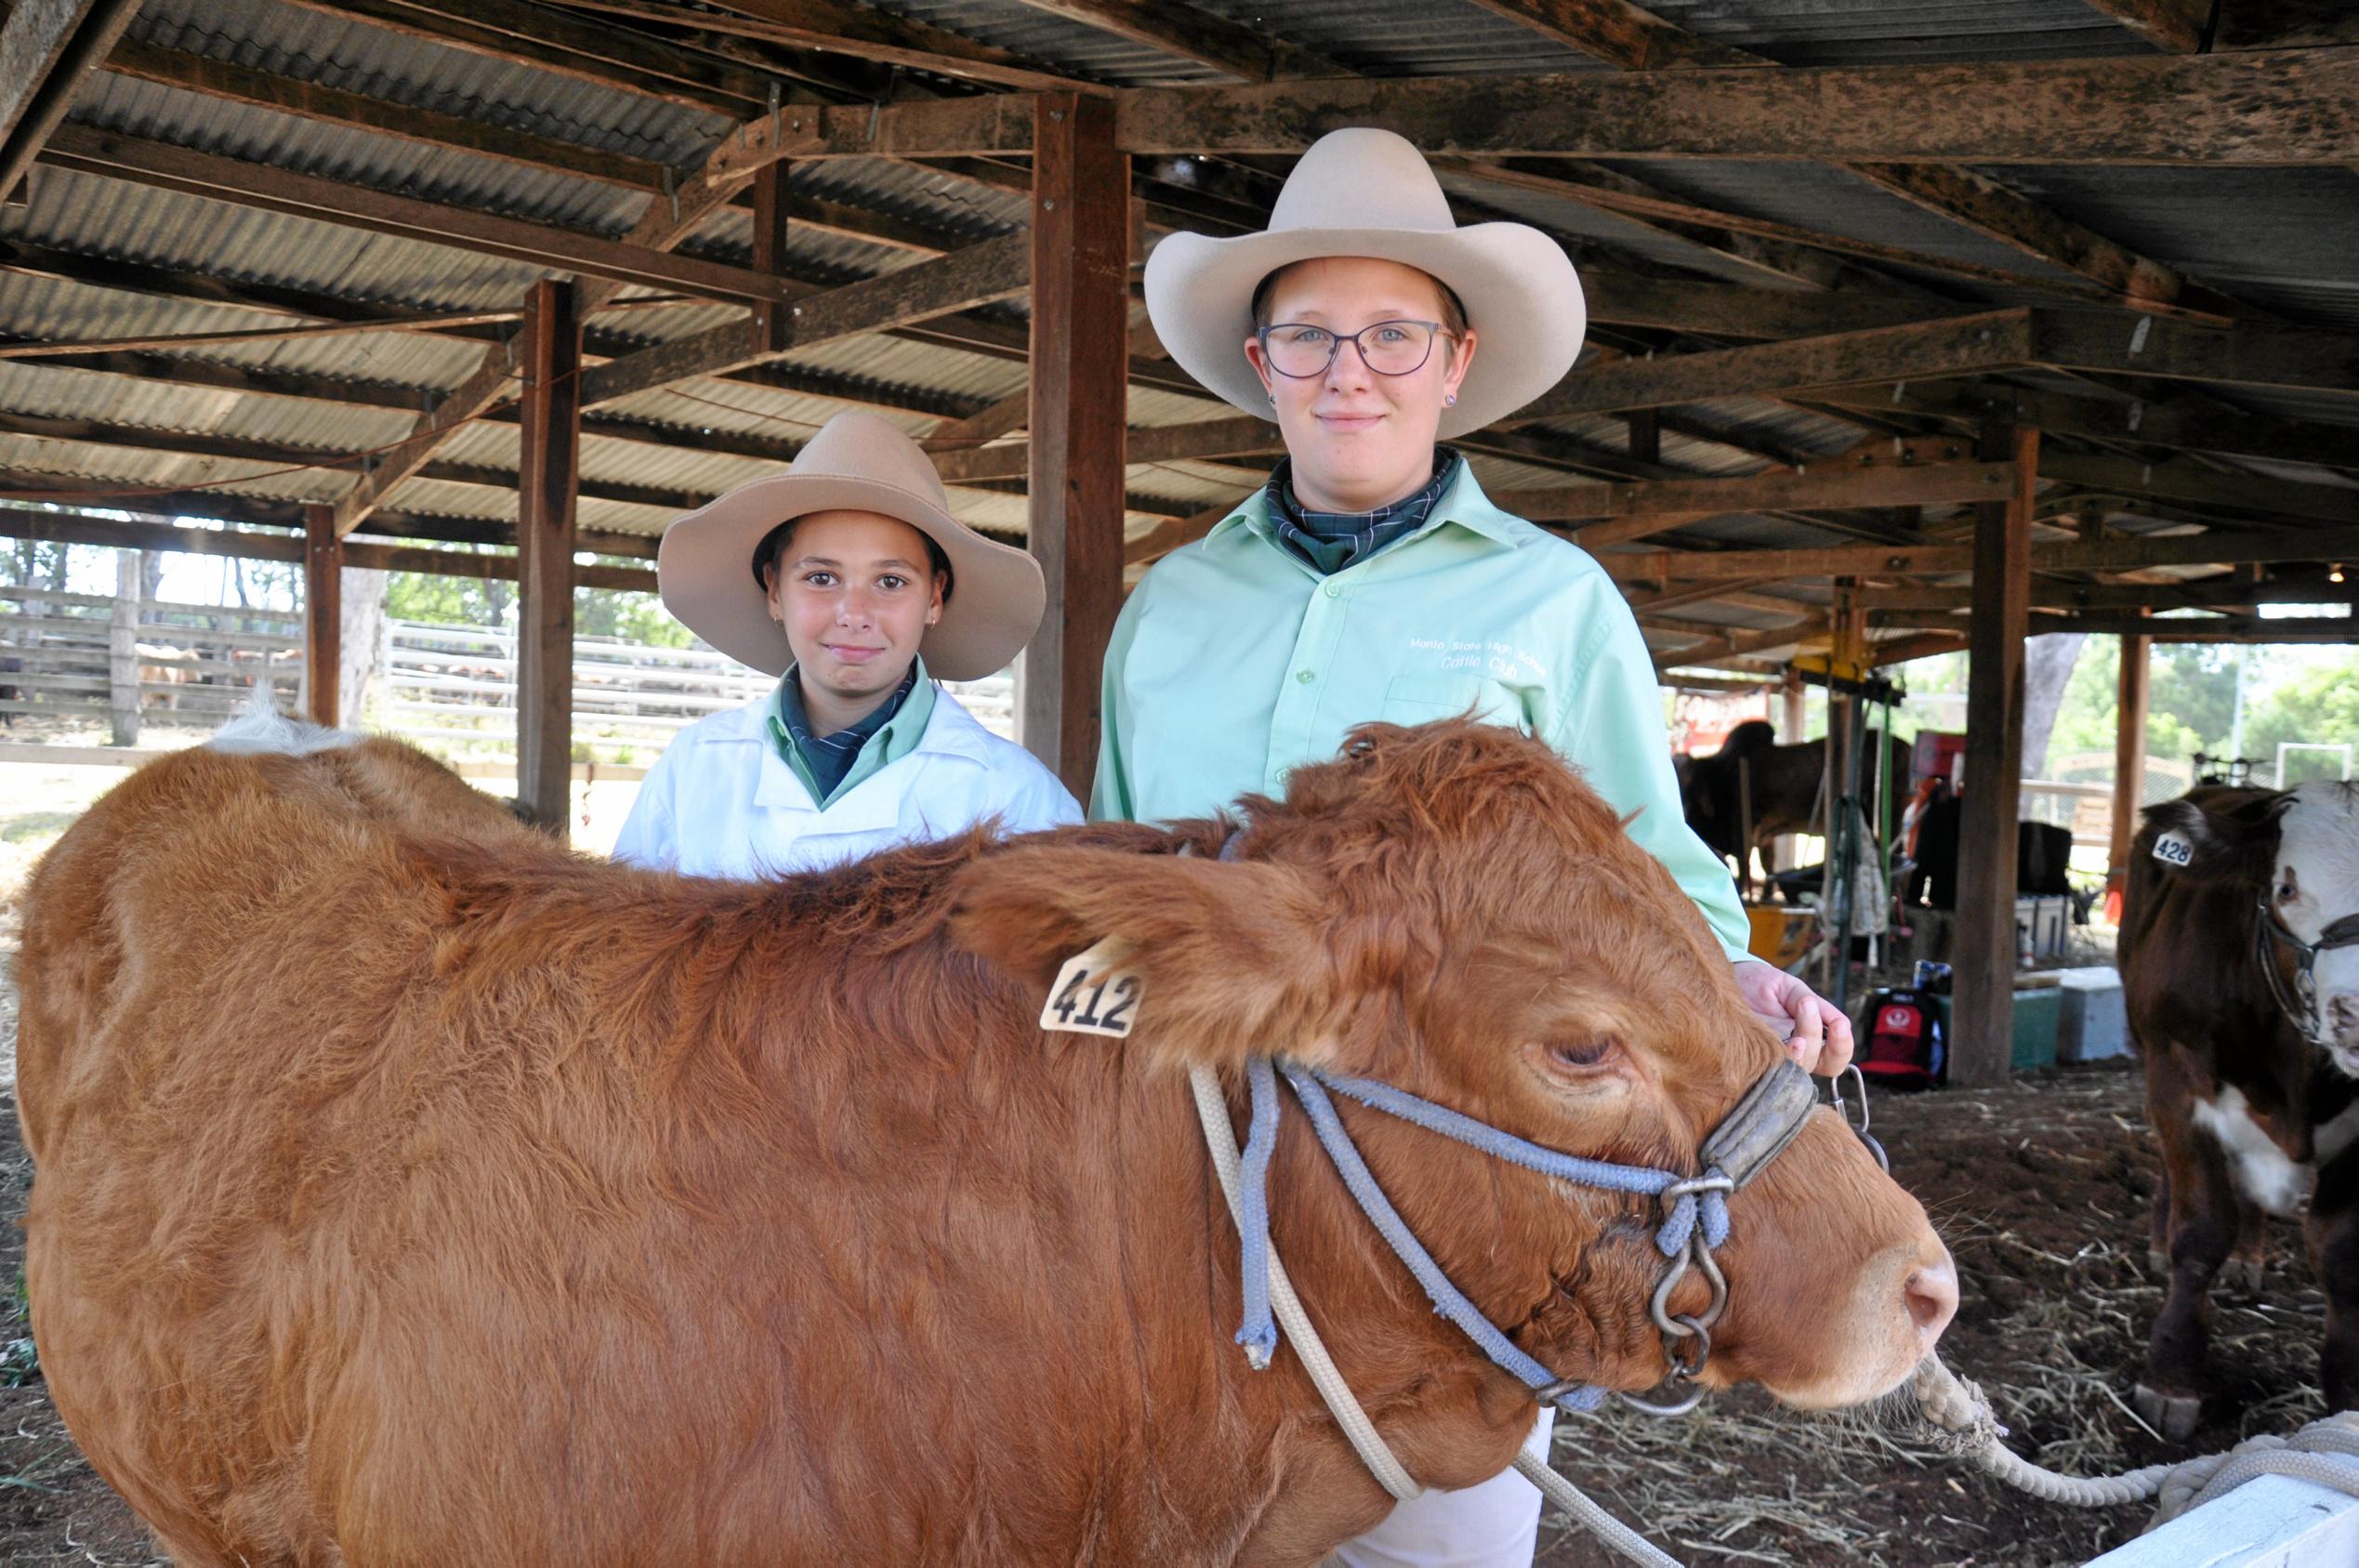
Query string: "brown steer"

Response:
xmin=15 ymin=714 xmax=1954 ymax=1565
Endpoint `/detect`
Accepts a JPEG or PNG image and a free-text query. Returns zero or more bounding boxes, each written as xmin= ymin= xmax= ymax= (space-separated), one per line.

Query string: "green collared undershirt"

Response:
xmin=765 ymin=654 xmax=937 ymax=809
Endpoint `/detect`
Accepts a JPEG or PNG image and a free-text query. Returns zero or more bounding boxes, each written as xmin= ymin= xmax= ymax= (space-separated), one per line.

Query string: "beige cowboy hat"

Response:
xmin=656 ymin=409 xmax=1045 ymax=681
xmin=1144 ymin=127 xmax=1585 ymax=439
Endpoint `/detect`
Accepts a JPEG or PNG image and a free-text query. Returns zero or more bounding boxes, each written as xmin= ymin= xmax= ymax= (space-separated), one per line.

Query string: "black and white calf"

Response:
xmin=2121 ymin=782 xmax=2359 ymax=1441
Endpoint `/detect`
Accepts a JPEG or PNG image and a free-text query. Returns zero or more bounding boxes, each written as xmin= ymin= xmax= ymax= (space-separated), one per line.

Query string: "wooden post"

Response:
xmin=1951 ymin=426 xmax=2036 ymax=1087
xmin=303 ymin=502 xmax=341 ymax=727
xmin=107 ymin=545 xmax=138 ymax=746
xmin=751 ymin=161 xmax=791 ymax=355
xmin=515 ymin=279 xmax=582 ymax=837
xmin=1022 ymin=91 xmax=1129 ymax=795
xmin=2109 ymin=626 xmax=2151 ymax=899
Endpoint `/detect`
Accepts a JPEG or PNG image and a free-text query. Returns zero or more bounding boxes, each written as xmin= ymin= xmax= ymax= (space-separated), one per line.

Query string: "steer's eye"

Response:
xmin=1548 ymin=1038 xmax=1620 ymax=1073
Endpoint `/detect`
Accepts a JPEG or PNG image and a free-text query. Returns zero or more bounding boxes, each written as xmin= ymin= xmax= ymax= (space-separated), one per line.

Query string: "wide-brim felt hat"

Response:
xmin=1144 ymin=127 xmax=1586 ymax=440
xmin=656 ymin=409 xmax=1045 ymax=681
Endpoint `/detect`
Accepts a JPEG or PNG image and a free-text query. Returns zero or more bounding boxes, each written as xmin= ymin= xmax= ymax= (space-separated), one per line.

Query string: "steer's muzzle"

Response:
xmin=1703 ymin=1111 xmax=1957 ymax=1411
xmin=2326 ymin=993 xmax=2359 ymax=1076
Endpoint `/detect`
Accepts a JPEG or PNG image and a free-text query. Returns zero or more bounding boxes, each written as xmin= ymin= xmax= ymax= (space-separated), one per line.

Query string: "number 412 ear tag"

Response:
xmin=1040 ymin=938 xmax=1145 ymax=1038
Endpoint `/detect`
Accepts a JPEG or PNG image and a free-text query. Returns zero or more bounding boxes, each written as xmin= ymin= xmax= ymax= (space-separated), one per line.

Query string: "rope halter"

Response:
xmin=1226 ymin=1039 xmax=1822 ymax=1417
xmin=2254 ymin=897 xmax=2359 ymax=1050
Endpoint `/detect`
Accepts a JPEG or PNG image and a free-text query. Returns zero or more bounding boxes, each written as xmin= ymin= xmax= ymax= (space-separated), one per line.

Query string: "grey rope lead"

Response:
xmin=1909 ymin=1356 xmax=2359 ymax=1521
xmin=1189 ymin=1064 xmax=1683 ymax=1566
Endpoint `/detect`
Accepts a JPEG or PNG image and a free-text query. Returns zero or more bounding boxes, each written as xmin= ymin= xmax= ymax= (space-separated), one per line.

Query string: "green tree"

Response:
xmin=2243 ymin=663 xmax=2359 ymax=782
xmin=574 ymin=585 xmax=691 ymax=648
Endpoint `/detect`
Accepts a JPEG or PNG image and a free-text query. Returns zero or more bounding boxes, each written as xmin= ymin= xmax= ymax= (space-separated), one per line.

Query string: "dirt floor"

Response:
xmin=1537 ymin=1063 xmax=2329 ymax=1567
xmin=0 ymin=766 xmax=2332 ymax=1565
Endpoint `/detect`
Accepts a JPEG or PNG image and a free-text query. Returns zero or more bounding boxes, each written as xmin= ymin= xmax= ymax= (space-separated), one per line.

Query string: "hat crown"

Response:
xmin=1268 ymin=128 xmax=1456 ymax=235
xmin=787 ymin=410 xmax=948 ymax=510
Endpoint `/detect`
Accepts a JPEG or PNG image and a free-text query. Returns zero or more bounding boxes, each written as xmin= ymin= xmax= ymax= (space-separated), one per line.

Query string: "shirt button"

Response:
xmin=1296 ymin=669 xmax=1315 ymax=684
xmin=1323 ymin=582 xmax=1342 ymax=599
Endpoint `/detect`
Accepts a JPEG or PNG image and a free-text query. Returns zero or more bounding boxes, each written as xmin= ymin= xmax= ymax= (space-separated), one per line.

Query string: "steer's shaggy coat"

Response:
xmin=16 ymin=717 xmax=1949 ymax=1565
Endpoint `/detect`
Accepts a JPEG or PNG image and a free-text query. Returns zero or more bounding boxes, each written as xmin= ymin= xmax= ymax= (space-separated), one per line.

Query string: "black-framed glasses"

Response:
xmin=1258 ymin=319 xmax=1454 ymax=378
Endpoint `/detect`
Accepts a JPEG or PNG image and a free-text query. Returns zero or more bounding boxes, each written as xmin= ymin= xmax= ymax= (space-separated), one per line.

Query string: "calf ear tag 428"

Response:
xmin=2152 ymin=831 xmax=2194 ymax=868
xmin=1040 ymin=939 xmax=1144 ymax=1038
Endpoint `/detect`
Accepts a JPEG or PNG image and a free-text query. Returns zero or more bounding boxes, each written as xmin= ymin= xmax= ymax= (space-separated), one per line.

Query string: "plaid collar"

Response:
xmin=1264 ymin=446 xmax=1464 ymax=574
xmin=771 ymin=660 xmax=921 ymax=802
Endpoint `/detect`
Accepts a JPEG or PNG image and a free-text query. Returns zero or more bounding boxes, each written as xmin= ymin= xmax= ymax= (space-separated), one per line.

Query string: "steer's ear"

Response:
xmin=948 ymin=847 xmax=1345 ymax=1070
xmin=2142 ymin=791 xmax=2290 ymax=879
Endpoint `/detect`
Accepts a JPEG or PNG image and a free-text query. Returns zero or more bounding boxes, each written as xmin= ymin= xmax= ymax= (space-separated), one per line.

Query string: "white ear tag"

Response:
xmin=1039 ymin=939 xmax=1145 ymax=1038
xmin=2153 ymin=831 xmax=2194 ymax=867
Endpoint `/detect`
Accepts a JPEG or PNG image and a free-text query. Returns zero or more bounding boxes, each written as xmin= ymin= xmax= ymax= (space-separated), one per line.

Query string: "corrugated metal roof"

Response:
xmin=1992 ymin=166 xmax=2359 ymax=330
xmin=869 ymin=1 xmax=1227 ymax=86
xmin=1619 ymin=160 xmax=2089 ymax=287
xmin=134 ymin=0 xmax=734 ymax=161
xmin=1186 ymin=0 xmax=1614 ymax=77
xmin=1624 ymin=1 xmax=2160 ymax=65
xmin=0 ymin=0 xmax=2343 ymax=636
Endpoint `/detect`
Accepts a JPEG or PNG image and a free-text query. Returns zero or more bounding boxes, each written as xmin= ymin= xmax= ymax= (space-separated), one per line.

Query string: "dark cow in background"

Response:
xmin=1677 ymin=720 xmax=1912 ymax=897
xmin=2121 ymin=783 xmax=2359 ymax=1440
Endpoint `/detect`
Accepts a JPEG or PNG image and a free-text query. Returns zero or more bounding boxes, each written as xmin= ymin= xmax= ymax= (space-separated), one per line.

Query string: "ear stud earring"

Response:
xmin=1444 ymin=393 xmax=1457 ymax=406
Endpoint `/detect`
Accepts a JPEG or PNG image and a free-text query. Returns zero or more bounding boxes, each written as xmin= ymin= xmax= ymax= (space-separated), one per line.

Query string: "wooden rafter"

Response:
xmin=1106 ymin=51 xmax=2359 ymax=165
xmin=2073 ymin=0 xmax=2216 ymax=53
xmin=0 ymin=0 xmax=141 ymax=200
xmin=1453 ymin=1 xmax=2224 ymax=314
xmin=550 ymin=0 xmax=1092 ymax=93
xmin=1600 ymin=525 xmax=2359 ymax=586
xmin=577 ymin=231 xmax=1033 ymax=409
xmin=999 ymin=0 xmax=1343 ymax=79
xmin=96 ymin=41 xmax=966 ymax=255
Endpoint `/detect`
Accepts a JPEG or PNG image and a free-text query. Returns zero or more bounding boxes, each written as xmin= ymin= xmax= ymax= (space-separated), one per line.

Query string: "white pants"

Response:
xmin=1324 ymin=1408 xmax=1554 ymax=1568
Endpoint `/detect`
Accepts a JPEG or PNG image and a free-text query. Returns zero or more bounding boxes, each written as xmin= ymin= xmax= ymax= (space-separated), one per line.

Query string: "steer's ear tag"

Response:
xmin=2153 ymin=831 xmax=2195 ymax=868
xmin=1040 ymin=939 xmax=1145 ymax=1038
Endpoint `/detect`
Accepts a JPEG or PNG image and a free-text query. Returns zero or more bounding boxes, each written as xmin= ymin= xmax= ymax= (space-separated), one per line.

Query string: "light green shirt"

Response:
xmin=764 ymin=656 xmax=939 ymax=810
xmin=1089 ymin=462 xmax=1750 ymax=960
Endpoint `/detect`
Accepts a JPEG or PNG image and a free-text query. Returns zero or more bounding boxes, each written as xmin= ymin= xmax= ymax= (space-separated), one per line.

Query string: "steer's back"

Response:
xmin=12 ymin=738 xmax=1265 ymax=1566
xmin=13 ymin=740 xmax=570 ymax=1559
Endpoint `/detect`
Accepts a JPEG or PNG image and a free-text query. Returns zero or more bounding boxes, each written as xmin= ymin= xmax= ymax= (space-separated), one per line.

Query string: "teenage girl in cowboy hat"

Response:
xmin=614 ymin=410 xmax=1077 ymax=874
xmin=1100 ymin=127 xmax=1851 ymax=1567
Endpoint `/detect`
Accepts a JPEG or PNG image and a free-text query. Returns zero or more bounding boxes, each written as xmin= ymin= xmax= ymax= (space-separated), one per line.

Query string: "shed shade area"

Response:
xmin=0 ymin=0 xmax=2354 ymax=1065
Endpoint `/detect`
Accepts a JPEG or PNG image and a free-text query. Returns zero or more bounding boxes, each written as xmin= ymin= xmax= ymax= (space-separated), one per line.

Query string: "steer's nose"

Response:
xmin=1904 ymin=1256 xmax=1959 ymax=1343
xmin=2329 ymin=993 xmax=2359 ymax=1047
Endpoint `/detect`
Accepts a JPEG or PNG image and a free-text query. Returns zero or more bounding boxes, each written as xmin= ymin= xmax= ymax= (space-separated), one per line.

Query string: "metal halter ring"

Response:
xmin=1650 ymin=1232 xmax=1729 ymax=1339
xmin=1829 ymin=1063 xmax=1889 ymax=1172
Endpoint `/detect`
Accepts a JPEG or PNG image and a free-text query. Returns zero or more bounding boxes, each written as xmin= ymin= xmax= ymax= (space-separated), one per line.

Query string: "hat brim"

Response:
xmin=656 ymin=472 xmax=1046 ymax=681
xmin=1144 ymin=222 xmax=1586 ymax=438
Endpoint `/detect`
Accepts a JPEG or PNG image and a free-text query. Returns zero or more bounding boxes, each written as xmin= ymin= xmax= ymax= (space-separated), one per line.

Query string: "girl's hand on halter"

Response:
xmin=1732 ymin=959 xmax=1854 ymax=1075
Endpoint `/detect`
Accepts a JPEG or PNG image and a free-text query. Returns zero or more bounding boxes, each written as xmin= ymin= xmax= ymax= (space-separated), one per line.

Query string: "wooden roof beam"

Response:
xmin=553 ymin=0 xmax=1092 ymax=94
xmin=1601 ymin=524 xmax=2359 ymax=586
xmin=2072 ymin=1 xmax=2216 ymax=53
xmin=0 ymin=0 xmax=141 ymax=201
xmin=579 ymin=232 xmax=1033 ymax=408
xmin=96 ymin=41 xmax=970 ymax=256
xmin=1105 ymin=51 xmax=2359 ymax=165
xmin=1437 ymin=7 xmax=2250 ymax=315
xmin=999 ymin=0 xmax=1345 ymax=80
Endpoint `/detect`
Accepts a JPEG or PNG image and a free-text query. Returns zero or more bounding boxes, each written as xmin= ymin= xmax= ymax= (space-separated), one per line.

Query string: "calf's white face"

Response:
xmin=2273 ymin=781 xmax=2359 ymax=1075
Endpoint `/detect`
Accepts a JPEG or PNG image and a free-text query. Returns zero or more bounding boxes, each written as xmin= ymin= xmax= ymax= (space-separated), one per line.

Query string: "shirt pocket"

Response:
xmin=1381 ymin=674 xmax=1533 ymax=733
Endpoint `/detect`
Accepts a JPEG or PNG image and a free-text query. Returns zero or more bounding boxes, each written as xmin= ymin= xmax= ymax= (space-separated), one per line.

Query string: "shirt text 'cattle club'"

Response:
xmin=1408 ymin=636 xmax=1548 ymax=682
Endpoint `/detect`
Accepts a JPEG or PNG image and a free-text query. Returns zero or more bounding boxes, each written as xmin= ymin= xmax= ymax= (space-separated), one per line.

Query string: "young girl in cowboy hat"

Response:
xmin=1100 ymin=127 xmax=1850 ymax=1567
xmin=614 ymin=410 xmax=1077 ymax=875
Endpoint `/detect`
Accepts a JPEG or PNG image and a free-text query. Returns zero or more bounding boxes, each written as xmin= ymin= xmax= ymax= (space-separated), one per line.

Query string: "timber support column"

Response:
xmin=1022 ymin=91 xmax=1128 ymax=796
xmin=303 ymin=503 xmax=341 ymax=727
xmin=107 ymin=546 xmax=138 ymax=746
xmin=515 ymin=279 xmax=582 ymax=837
xmin=1951 ymin=426 xmax=2036 ymax=1087
xmin=2108 ymin=626 xmax=2150 ymax=913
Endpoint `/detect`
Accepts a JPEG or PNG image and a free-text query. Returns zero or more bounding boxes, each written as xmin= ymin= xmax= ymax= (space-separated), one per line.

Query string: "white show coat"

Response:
xmin=611 ymin=685 xmax=1079 ymax=876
